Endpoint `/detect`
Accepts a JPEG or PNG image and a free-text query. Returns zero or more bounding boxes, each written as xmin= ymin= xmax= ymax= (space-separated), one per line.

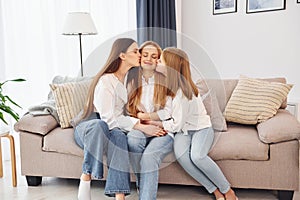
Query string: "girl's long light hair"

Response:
xmin=126 ymin=41 xmax=167 ymax=117
xmin=81 ymin=38 xmax=136 ymax=120
xmin=162 ymin=47 xmax=198 ymax=100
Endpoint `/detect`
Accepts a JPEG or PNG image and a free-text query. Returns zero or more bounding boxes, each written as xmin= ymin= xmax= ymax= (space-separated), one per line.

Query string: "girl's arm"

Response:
xmin=162 ymin=91 xmax=188 ymax=133
xmin=137 ymin=96 xmax=172 ymax=121
xmin=133 ymin=121 xmax=166 ymax=137
xmin=94 ymin=79 xmax=139 ymax=132
xmin=144 ymin=91 xmax=187 ymax=133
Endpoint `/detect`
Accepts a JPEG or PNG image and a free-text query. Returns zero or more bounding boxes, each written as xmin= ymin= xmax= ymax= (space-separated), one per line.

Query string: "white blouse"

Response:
xmin=140 ymin=75 xmax=172 ymax=121
xmin=94 ymin=73 xmax=139 ymax=131
xmin=162 ymin=89 xmax=212 ymax=134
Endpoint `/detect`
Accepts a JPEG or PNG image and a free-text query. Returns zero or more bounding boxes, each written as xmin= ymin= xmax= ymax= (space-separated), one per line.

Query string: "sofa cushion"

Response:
xmin=197 ymin=77 xmax=288 ymax=113
xmin=42 ymin=124 xmax=269 ymax=162
xmin=43 ymin=127 xmax=83 ymax=157
xmin=50 ymin=79 xmax=92 ymax=128
xmin=196 ymin=79 xmax=227 ymax=131
xmin=48 ymin=75 xmax=92 ymax=100
xmin=208 ymin=124 xmax=269 ymax=161
xmin=14 ymin=114 xmax=58 ymax=135
xmin=257 ymin=109 xmax=300 ymax=143
xmin=223 ymin=76 xmax=292 ymax=125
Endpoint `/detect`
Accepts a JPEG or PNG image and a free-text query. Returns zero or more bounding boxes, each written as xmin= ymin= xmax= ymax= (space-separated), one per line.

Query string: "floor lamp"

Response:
xmin=62 ymin=12 xmax=97 ymax=76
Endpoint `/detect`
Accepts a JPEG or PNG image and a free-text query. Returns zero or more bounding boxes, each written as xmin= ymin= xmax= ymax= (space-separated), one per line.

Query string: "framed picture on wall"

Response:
xmin=298 ymin=0 xmax=300 ymax=3
xmin=213 ymin=0 xmax=237 ymax=15
xmin=246 ymin=0 xmax=286 ymax=13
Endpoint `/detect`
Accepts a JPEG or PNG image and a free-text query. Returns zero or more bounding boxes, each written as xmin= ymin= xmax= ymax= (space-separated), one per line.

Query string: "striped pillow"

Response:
xmin=224 ymin=76 xmax=293 ymax=125
xmin=50 ymin=80 xmax=92 ymax=128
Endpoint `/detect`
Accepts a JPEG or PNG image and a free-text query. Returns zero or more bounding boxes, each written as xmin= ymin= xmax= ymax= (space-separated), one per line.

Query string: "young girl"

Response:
xmin=126 ymin=41 xmax=173 ymax=200
xmin=150 ymin=47 xmax=238 ymax=200
xmin=74 ymin=38 xmax=161 ymax=200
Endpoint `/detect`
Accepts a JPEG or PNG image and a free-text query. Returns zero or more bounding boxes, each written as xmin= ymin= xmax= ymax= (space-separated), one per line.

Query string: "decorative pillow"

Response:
xmin=224 ymin=76 xmax=293 ymax=125
xmin=196 ymin=79 xmax=227 ymax=131
xmin=14 ymin=114 xmax=58 ymax=135
xmin=257 ymin=109 xmax=300 ymax=143
xmin=50 ymin=79 xmax=92 ymax=128
xmin=48 ymin=75 xmax=93 ymax=100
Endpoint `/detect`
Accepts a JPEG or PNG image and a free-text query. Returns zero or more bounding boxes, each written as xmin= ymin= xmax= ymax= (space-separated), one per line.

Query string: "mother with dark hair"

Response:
xmin=74 ymin=38 xmax=162 ymax=200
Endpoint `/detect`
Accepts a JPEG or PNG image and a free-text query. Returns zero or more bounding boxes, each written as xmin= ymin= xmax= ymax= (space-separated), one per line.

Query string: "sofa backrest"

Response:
xmin=197 ymin=77 xmax=287 ymax=112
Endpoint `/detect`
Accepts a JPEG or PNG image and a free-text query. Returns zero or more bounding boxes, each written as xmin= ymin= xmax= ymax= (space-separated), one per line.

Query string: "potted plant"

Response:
xmin=0 ymin=78 xmax=26 ymax=125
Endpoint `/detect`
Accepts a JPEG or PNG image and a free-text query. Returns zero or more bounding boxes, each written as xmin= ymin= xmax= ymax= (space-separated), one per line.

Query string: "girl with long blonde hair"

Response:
xmin=126 ymin=41 xmax=173 ymax=200
xmin=148 ymin=47 xmax=238 ymax=200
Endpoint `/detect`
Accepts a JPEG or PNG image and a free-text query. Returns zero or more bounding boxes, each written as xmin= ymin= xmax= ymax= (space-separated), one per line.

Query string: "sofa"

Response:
xmin=14 ymin=75 xmax=300 ymax=200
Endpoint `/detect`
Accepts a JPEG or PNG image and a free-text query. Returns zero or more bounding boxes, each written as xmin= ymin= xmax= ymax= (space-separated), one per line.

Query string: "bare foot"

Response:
xmin=213 ymin=189 xmax=225 ymax=200
xmin=224 ymin=188 xmax=238 ymax=200
xmin=115 ymin=193 xmax=125 ymax=200
xmin=80 ymin=173 xmax=91 ymax=181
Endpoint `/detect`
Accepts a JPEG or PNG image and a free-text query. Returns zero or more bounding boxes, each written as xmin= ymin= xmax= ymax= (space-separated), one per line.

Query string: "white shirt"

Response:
xmin=94 ymin=73 xmax=139 ymax=131
xmin=140 ymin=75 xmax=172 ymax=120
xmin=162 ymin=89 xmax=211 ymax=134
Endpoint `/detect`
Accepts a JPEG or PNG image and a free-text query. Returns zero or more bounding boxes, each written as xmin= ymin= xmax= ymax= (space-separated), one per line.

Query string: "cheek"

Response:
xmin=156 ymin=64 xmax=167 ymax=75
xmin=131 ymin=55 xmax=139 ymax=62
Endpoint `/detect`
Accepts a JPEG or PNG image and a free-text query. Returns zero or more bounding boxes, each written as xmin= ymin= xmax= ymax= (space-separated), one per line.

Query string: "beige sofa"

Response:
xmin=14 ymin=77 xmax=300 ymax=200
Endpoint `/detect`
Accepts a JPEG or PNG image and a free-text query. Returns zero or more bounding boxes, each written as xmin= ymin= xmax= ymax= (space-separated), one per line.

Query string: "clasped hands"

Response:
xmin=137 ymin=111 xmax=167 ymax=137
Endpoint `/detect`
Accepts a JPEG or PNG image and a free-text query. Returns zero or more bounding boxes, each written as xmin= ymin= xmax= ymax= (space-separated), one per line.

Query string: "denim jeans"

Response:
xmin=127 ymin=130 xmax=174 ymax=200
xmin=174 ymin=127 xmax=230 ymax=194
xmin=74 ymin=118 xmax=108 ymax=180
xmin=74 ymin=114 xmax=131 ymax=197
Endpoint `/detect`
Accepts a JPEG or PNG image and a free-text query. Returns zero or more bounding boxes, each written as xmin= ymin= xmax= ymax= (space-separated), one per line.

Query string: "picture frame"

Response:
xmin=298 ymin=0 xmax=300 ymax=3
xmin=246 ymin=0 xmax=286 ymax=13
xmin=213 ymin=0 xmax=237 ymax=15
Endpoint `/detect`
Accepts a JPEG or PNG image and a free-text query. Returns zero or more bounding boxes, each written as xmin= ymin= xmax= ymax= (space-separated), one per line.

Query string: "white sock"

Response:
xmin=78 ymin=180 xmax=91 ymax=200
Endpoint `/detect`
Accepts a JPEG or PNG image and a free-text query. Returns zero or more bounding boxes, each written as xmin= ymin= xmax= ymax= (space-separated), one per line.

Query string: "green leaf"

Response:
xmin=4 ymin=95 xmax=22 ymax=108
xmin=0 ymin=78 xmax=26 ymax=87
xmin=0 ymin=112 xmax=8 ymax=124
xmin=0 ymin=78 xmax=25 ymax=123
xmin=0 ymin=105 xmax=20 ymax=121
xmin=9 ymin=78 xmax=26 ymax=82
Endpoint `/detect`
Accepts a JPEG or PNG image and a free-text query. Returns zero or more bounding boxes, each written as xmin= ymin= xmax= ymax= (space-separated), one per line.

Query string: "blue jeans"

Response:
xmin=127 ymin=130 xmax=174 ymax=200
xmin=74 ymin=114 xmax=131 ymax=197
xmin=174 ymin=127 xmax=230 ymax=194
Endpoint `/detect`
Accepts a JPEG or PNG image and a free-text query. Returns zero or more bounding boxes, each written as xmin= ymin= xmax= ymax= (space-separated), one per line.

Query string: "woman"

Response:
xmin=126 ymin=41 xmax=173 ymax=200
xmin=149 ymin=47 xmax=238 ymax=200
xmin=74 ymin=38 xmax=162 ymax=200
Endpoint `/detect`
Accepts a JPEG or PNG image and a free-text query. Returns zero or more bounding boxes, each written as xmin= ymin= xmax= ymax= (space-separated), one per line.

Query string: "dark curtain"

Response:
xmin=136 ymin=0 xmax=177 ymax=49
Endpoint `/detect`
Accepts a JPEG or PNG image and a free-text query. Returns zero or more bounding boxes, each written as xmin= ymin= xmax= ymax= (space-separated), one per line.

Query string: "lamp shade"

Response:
xmin=62 ymin=12 xmax=97 ymax=35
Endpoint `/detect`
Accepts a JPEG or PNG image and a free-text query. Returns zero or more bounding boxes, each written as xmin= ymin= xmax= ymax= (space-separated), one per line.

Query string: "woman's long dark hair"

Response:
xmin=81 ymin=38 xmax=136 ymax=120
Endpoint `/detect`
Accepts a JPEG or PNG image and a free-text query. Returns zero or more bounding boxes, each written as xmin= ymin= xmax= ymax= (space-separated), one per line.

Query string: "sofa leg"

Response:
xmin=26 ymin=176 xmax=42 ymax=186
xmin=278 ymin=190 xmax=294 ymax=200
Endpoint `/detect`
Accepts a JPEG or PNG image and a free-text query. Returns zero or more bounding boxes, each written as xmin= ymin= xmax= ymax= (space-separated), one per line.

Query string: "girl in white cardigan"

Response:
xmin=150 ymin=47 xmax=238 ymax=200
xmin=126 ymin=41 xmax=173 ymax=200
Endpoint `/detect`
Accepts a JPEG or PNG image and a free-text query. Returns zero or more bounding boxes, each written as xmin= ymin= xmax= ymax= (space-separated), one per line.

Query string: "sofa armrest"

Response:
xmin=14 ymin=114 xmax=59 ymax=136
xmin=256 ymin=109 xmax=300 ymax=143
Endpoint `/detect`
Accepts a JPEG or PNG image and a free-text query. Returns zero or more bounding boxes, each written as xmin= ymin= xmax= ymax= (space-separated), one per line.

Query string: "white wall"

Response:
xmin=0 ymin=0 xmax=5 ymax=81
xmin=179 ymin=0 xmax=300 ymax=101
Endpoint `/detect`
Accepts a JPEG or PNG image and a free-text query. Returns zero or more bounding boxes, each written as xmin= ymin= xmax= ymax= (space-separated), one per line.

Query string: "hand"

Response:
xmin=137 ymin=105 xmax=147 ymax=113
xmin=137 ymin=112 xmax=148 ymax=120
xmin=141 ymin=121 xmax=167 ymax=137
xmin=154 ymin=128 xmax=168 ymax=137
xmin=140 ymin=119 xmax=151 ymax=124
xmin=142 ymin=124 xmax=164 ymax=137
xmin=145 ymin=120 xmax=163 ymax=128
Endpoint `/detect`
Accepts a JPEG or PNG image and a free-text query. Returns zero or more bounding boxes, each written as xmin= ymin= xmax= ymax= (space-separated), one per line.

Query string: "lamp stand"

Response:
xmin=62 ymin=12 xmax=97 ymax=77
xmin=79 ymin=33 xmax=83 ymax=77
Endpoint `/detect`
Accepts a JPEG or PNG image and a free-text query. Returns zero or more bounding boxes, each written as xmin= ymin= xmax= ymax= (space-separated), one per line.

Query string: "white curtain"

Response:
xmin=0 ymin=0 xmax=136 ymax=159
xmin=0 ymin=0 xmax=136 ymax=115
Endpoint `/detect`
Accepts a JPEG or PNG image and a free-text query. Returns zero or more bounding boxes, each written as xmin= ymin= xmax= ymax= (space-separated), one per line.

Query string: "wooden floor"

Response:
xmin=0 ymin=157 xmax=299 ymax=200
